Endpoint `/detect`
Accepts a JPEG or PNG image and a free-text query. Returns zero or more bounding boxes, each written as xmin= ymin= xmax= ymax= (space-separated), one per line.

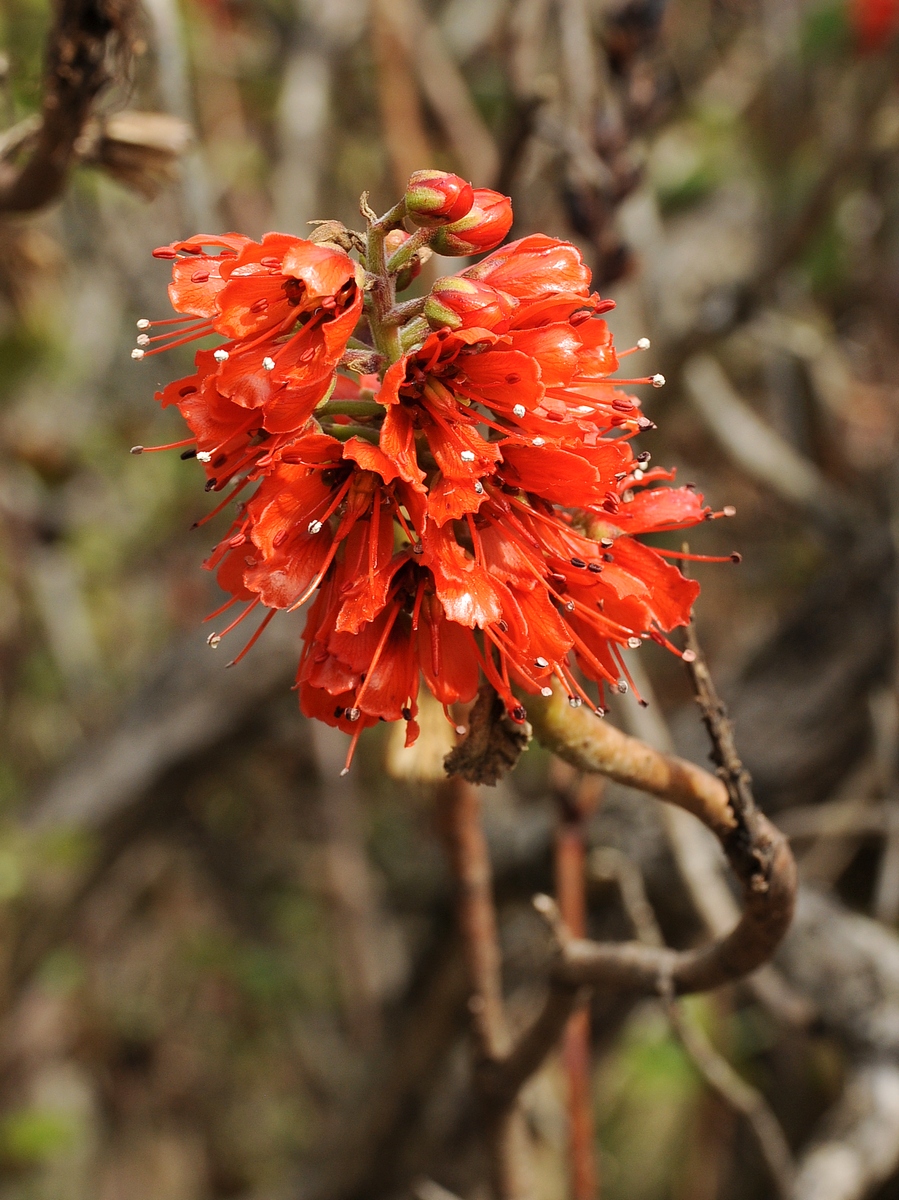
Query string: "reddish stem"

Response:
xmin=554 ymin=769 xmax=603 ymax=1200
xmin=439 ymin=775 xmax=532 ymax=1200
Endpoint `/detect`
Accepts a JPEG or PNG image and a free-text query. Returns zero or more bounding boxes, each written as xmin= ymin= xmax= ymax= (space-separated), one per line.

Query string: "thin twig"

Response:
xmin=380 ymin=0 xmax=500 ymax=184
xmin=437 ymin=777 xmax=532 ymax=1200
xmin=371 ymin=0 xmax=434 ymax=195
xmin=552 ymin=765 xmax=602 ymax=1200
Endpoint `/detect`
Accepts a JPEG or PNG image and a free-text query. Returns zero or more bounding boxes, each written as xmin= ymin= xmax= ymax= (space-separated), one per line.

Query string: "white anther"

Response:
xmin=136 ymin=319 xmax=151 ymax=330
xmin=723 ymin=505 xmax=737 ymax=517
xmin=637 ymin=337 xmax=651 ymax=351
xmin=345 ymin=707 xmax=361 ymax=722
xmin=308 ymin=519 xmax=323 ymax=534
xmin=474 ymin=481 xmax=484 ymax=494
xmin=455 ymin=725 xmax=467 ymax=736
xmin=532 ymin=437 xmax=545 ymax=447
xmin=460 ymin=450 xmax=475 ymax=462
xmin=633 ymin=469 xmax=644 ymax=481
xmin=535 ymin=656 xmax=549 ymax=668
xmin=627 ymin=636 xmax=642 ymax=649
xmin=616 ymin=679 xmax=628 ymax=694
xmin=651 ymin=373 xmax=665 ymax=388
xmin=340 ymin=767 xmax=350 ymax=776
xmin=512 ymin=404 xmax=526 ymax=418
xmin=262 ymin=356 xmax=276 ymax=371
xmin=540 ymin=686 xmax=553 ymax=697
xmin=576 ymin=405 xmax=593 ymax=414
xmin=131 ymin=348 xmax=145 ymax=360
xmin=207 ymin=632 xmax=221 ymax=648
xmin=197 ymin=451 xmax=212 ymax=463
xmin=136 ymin=334 xmax=150 ymax=346
xmin=214 ymin=348 xmax=230 ymax=362
xmin=682 ymin=649 xmax=697 ymax=663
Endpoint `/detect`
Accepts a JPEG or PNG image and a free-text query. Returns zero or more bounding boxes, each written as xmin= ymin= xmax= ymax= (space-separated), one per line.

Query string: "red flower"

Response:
xmin=405 ymin=169 xmax=475 ymax=226
xmin=424 ymin=277 xmax=514 ymax=333
xmin=850 ymin=0 xmax=899 ymax=48
xmin=136 ymin=188 xmax=732 ymax=773
xmin=430 ymin=189 xmax=514 ymax=256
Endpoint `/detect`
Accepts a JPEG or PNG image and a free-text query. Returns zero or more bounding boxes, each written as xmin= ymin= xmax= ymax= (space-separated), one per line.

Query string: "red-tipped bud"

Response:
xmin=430 ymin=189 xmax=514 ymax=256
xmin=424 ymin=276 xmax=514 ymax=332
xmin=405 ymin=170 xmax=475 ymax=227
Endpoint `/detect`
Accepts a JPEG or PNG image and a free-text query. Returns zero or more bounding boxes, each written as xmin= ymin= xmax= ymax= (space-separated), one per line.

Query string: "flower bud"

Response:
xmin=424 ymin=276 xmax=513 ymax=332
xmin=385 ymin=229 xmax=432 ymax=291
xmin=430 ymin=189 xmax=514 ymax=256
xmin=405 ymin=170 xmax=475 ymax=227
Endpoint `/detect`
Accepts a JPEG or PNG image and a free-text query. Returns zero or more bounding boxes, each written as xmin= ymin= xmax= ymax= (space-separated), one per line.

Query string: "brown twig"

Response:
xmin=551 ymin=765 xmax=603 ymax=1200
xmin=437 ymin=776 xmax=532 ymax=1200
xmin=592 ymin=847 xmax=795 ymax=1199
xmin=371 ymin=0 xmax=433 ymax=196
xmin=0 ymin=0 xmax=134 ymax=214
xmin=379 ymin=0 xmax=500 ymax=185
xmin=494 ymin=680 xmax=796 ymax=1101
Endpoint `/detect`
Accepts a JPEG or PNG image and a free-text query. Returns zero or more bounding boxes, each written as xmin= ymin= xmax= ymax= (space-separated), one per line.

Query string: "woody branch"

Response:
xmin=448 ymin=676 xmax=796 ymax=1127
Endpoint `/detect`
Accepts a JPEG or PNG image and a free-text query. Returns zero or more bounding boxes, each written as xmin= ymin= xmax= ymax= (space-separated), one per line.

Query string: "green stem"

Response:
xmin=319 ymin=423 xmax=381 ymax=444
xmin=318 ymin=400 xmax=384 ymax=419
xmin=386 ymin=225 xmax=435 ymax=274
xmin=382 ymin=296 xmax=428 ymax=327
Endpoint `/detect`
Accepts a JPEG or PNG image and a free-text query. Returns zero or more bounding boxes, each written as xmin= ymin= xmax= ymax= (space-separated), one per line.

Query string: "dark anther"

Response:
xmin=570 ymin=557 xmax=587 ymax=569
xmin=588 ymin=562 xmax=603 ymax=573
xmin=603 ymin=553 xmax=614 ymax=562
xmin=401 ymin=706 xmax=412 ymax=720
xmin=205 ymin=478 xmax=218 ymax=492
xmin=180 ymin=449 xmax=197 ymax=459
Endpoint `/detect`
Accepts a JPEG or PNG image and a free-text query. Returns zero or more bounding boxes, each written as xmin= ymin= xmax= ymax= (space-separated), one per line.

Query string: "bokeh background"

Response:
xmin=2 ymin=0 xmax=899 ymax=1197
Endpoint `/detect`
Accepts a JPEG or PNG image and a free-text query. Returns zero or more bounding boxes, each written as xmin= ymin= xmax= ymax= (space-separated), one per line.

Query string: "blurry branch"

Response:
xmin=762 ymin=54 xmax=899 ymax=286
xmin=27 ymin=619 xmax=302 ymax=832
xmin=778 ymin=891 xmax=899 ymax=1200
xmin=438 ymin=776 xmax=532 ymax=1200
xmin=779 ymin=798 xmax=899 ymax=841
xmin=594 ymin=848 xmax=795 ymax=1200
xmin=381 ymin=0 xmax=500 ymax=184
xmin=551 ymin=765 xmax=602 ymax=1200
xmin=310 ymin=722 xmax=387 ymax=1048
xmin=682 ymin=354 xmax=858 ymax=527
xmin=274 ymin=1 xmax=368 ymax=232
xmin=0 ymin=0 xmax=136 ymax=213
xmin=75 ymin=110 xmax=191 ymax=198
xmin=372 ymin=0 xmax=434 ymax=195
xmin=792 ymin=1064 xmax=899 ymax=1200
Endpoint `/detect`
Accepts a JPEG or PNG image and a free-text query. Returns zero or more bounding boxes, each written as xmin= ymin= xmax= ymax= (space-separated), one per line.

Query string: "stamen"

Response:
xmin=654 ymin=548 xmax=742 ymax=563
xmin=225 ymin=608 xmax=277 ymax=667
xmin=130 ymin=438 xmax=196 ymax=454
xmin=341 ymin=724 xmax=365 ymax=775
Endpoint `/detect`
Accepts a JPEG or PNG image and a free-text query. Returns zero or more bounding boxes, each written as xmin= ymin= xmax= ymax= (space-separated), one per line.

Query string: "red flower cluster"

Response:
xmin=135 ymin=177 xmax=731 ymax=771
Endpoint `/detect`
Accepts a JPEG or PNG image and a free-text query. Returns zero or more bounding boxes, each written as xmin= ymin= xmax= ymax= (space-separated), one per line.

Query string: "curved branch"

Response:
xmin=480 ymin=681 xmax=797 ymax=1109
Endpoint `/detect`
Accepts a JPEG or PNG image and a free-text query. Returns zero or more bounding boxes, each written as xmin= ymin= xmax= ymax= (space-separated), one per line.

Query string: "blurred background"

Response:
xmin=2 ymin=0 xmax=899 ymax=1197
